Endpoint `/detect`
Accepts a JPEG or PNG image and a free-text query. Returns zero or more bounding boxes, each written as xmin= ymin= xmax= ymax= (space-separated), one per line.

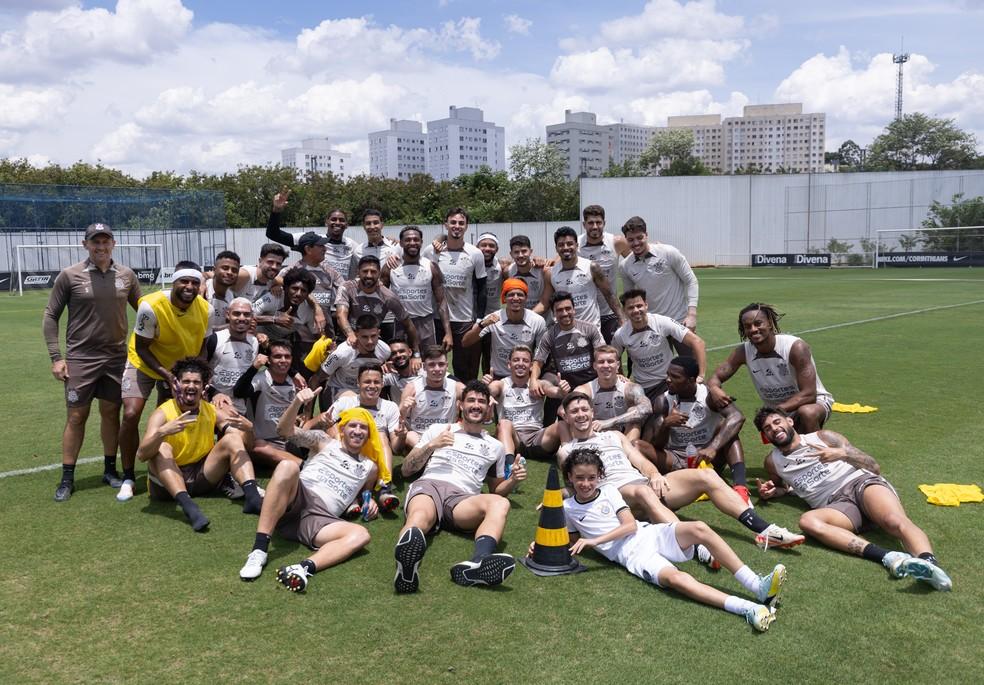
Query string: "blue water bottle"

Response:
xmin=361 ymin=490 xmax=372 ymax=521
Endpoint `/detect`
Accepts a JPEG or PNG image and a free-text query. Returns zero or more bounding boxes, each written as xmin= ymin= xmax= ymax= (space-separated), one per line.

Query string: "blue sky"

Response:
xmin=1 ymin=0 xmax=981 ymax=176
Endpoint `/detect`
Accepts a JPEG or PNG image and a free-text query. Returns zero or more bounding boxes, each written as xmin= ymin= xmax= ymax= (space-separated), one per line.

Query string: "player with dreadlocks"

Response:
xmin=707 ymin=303 xmax=834 ymax=433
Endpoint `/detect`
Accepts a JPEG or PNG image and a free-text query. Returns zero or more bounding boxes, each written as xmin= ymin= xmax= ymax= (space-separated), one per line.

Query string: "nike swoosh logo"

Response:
xmin=953 ymin=256 xmax=969 ymax=262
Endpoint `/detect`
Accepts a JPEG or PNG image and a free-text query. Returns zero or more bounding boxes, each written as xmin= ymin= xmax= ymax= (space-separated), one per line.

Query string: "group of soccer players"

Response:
xmin=43 ymin=200 xmax=952 ymax=634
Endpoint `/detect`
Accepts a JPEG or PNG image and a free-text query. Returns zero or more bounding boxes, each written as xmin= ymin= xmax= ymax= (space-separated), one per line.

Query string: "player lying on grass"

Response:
xmin=755 ymin=407 xmax=952 ymax=590
xmin=394 ymin=380 xmax=527 ymax=593
xmin=547 ymin=448 xmax=786 ymax=632
xmin=708 ymin=303 xmax=833 ymax=433
xmin=558 ymin=393 xmax=805 ymax=550
xmin=137 ymin=358 xmax=262 ymax=532
xmin=238 ymin=388 xmax=381 ymax=592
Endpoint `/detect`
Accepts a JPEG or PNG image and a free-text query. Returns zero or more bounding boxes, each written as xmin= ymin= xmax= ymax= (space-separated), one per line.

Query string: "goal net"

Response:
xmin=873 ymin=226 xmax=984 ymax=268
xmin=13 ymin=243 xmax=165 ymax=295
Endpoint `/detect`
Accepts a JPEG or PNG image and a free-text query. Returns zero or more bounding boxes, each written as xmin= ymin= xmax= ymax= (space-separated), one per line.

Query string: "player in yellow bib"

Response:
xmin=136 ymin=358 xmax=262 ymax=531
xmin=118 ymin=263 xmax=211 ymax=501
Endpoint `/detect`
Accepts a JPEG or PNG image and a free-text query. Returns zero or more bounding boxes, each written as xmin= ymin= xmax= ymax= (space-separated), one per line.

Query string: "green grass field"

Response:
xmin=1 ymin=268 xmax=982 ymax=684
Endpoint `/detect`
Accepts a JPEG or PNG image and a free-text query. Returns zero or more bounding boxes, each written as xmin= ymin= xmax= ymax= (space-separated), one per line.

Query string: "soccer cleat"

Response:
xmin=378 ymin=490 xmax=400 ymax=513
xmin=116 ymin=479 xmax=135 ymax=502
xmin=755 ymin=524 xmax=806 ymax=550
xmin=882 ymin=550 xmax=912 ymax=578
xmin=450 ymin=553 xmax=516 ymax=588
xmin=695 ymin=544 xmax=721 ymax=570
xmin=54 ymin=481 xmax=74 ymax=503
xmin=276 ymin=564 xmax=310 ymax=592
xmin=745 ymin=605 xmax=776 ymax=632
xmin=901 ymin=558 xmax=953 ymax=592
xmin=102 ymin=472 xmax=124 ymax=488
xmin=344 ymin=502 xmax=362 ymax=519
xmin=239 ymin=549 xmax=268 ymax=581
xmin=733 ymin=485 xmax=753 ymax=507
xmin=756 ymin=563 xmax=787 ymax=609
xmin=218 ymin=473 xmax=244 ymax=499
xmin=394 ymin=527 xmax=427 ymax=594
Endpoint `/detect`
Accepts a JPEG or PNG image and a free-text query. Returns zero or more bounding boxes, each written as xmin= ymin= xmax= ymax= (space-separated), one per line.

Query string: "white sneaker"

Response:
xmin=882 ymin=551 xmax=912 ymax=578
xmin=239 ymin=549 xmax=268 ymax=581
xmin=745 ymin=605 xmax=776 ymax=632
xmin=901 ymin=558 xmax=953 ymax=591
xmin=695 ymin=544 xmax=721 ymax=570
xmin=276 ymin=563 xmax=311 ymax=592
xmin=755 ymin=523 xmax=805 ymax=550
xmin=116 ymin=479 xmax=135 ymax=502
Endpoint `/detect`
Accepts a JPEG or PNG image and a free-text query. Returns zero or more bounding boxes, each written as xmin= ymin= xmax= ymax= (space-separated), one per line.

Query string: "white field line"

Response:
xmin=0 ymin=456 xmax=102 ymax=479
xmin=706 ymin=299 xmax=984 ymax=352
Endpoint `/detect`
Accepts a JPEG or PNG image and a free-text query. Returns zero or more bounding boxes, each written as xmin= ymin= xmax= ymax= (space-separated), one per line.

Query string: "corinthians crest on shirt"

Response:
xmin=777 ymin=362 xmax=789 ymax=377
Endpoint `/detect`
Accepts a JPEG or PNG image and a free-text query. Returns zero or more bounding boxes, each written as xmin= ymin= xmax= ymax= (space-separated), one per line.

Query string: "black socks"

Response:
xmin=60 ymin=463 xmax=76 ymax=484
xmin=253 ymin=533 xmax=271 ymax=554
xmin=730 ymin=462 xmax=747 ymax=487
xmin=472 ymin=535 xmax=497 ymax=562
xmin=300 ymin=559 xmax=317 ymax=575
xmin=737 ymin=508 xmax=770 ymax=534
xmin=175 ymin=491 xmax=209 ymax=532
xmin=241 ymin=479 xmax=262 ymax=515
xmin=862 ymin=543 xmax=890 ymax=563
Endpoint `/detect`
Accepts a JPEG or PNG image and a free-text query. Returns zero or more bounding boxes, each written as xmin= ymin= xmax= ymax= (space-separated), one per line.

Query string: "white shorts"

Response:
xmin=617 ymin=522 xmax=694 ymax=587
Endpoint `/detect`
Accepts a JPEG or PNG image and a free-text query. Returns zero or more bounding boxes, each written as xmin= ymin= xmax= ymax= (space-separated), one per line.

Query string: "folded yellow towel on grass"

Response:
xmin=832 ymin=402 xmax=879 ymax=414
xmin=918 ymin=483 xmax=983 ymax=507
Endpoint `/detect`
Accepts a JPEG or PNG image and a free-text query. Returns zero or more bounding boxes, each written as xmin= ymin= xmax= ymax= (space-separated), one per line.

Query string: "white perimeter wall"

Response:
xmin=581 ymin=170 xmax=984 ymax=265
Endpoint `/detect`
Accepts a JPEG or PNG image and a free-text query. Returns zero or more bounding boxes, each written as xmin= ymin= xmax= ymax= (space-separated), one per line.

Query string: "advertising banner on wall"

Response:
xmin=876 ymin=252 xmax=984 ymax=267
xmin=751 ymin=253 xmax=831 ymax=267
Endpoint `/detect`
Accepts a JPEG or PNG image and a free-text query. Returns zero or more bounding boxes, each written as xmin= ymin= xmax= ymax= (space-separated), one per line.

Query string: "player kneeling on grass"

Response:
xmin=137 ymin=358 xmax=262 ymax=532
xmin=755 ymin=407 xmax=952 ymax=591
xmin=239 ymin=388 xmax=382 ymax=591
xmin=553 ymin=448 xmax=786 ymax=632
xmin=394 ymin=380 xmax=526 ymax=593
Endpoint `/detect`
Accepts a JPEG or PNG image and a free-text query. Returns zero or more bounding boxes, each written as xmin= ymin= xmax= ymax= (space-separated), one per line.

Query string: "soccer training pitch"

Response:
xmin=1 ymin=268 xmax=981 ymax=684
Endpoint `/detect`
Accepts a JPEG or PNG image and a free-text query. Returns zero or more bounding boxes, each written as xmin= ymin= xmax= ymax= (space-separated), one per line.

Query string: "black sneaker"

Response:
xmin=102 ymin=471 xmax=124 ymax=488
xmin=394 ymin=527 xmax=426 ymax=594
xmin=450 ymin=553 xmax=516 ymax=588
xmin=54 ymin=481 xmax=74 ymax=502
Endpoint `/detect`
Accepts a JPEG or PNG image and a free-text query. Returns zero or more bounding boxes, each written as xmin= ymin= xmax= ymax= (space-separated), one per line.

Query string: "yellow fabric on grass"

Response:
xmin=832 ymin=402 xmax=879 ymax=414
xmin=918 ymin=483 xmax=983 ymax=507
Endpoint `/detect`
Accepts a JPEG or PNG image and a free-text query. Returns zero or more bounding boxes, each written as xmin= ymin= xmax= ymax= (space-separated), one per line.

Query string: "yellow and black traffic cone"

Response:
xmin=519 ymin=465 xmax=586 ymax=576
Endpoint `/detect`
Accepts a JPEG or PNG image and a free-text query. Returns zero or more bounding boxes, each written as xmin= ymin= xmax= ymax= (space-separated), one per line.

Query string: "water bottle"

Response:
xmin=361 ymin=490 xmax=372 ymax=521
xmin=686 ymin=443 xmax=698 ymax=469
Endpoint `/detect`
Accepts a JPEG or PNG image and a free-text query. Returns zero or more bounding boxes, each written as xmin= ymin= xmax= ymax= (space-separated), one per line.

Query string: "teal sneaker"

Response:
xmin=756 ymin=563 xmax=787 ymax=609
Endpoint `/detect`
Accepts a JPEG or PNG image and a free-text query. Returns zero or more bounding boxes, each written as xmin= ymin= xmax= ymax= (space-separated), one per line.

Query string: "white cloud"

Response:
xmin=438 ymin=17 xmax=500 ymax=60
xmin=91 ymin=122 xmax=160 ymax=164
xmin=775 ymin=47 xmax=984 ymax=147
xmin=504 ymin=14 xmax=532 ymax=35
xmin=0 ymin=84 xmax=71 ymax=130
xmin=0 ymin=0 xmax=193 ymax=81
xmin=599 ymin=0 xmax=744 ymax=42
xmin=618 ymin=90 xmax=749 ymax=126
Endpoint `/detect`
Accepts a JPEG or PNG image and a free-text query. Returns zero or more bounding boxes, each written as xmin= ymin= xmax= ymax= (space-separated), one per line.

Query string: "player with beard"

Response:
xmin=421 ymin=208 xmax=487 ymax=380
xmin=336 ymin=255 xmax=419 ymax=359
xmin=204 ymin=298 xmax=258 ymax=415
xmin=277 ymin=232 xmax=340 ymax=338
xmin=650 ymin=356 xmax=751 ymax=505
xmin=137 ymin=358 xmax=262 ymax=531
xmin=119 ymin=261 xmax=210 ymax=502
xmin=558 ymin=393 xmax=806 ymax=550
xmin=399 ymin=346 xmax=464 ymax=452
xmin=394 ymin=380 xmax=526 ymax=592
xmin=238 ymin=391 xmax=383 ymax=590
xmin=253 ymin=266 xmax=320 ymax=375
xmin=462 ymin=278 xmax=546 ymax=381
xmin=755 ymin=407 xmax=951 ymax=590
xmin=381 ymin=225 xmax=452 ymax=351
xmin=317 ymin=315 xmax=392 ymax=396
xmin=708 ymin=303 xmax=834 ymax=433
xmin=531 ymin=292 xmax=605 ymax=394
xmin=577 ymin=205 xmax=629 ymax=342
xmin=204 ymin=250 xmax=240 ymax=333
xmin=535 ymin=226 xmax=622 ymax=330
xmin=234 ymin=341 xmax=301 ymax=467
xmin=233 ymin=243 xmax=287 ymax=304
xmin=382 ymin=337 xmax=417 ymax=402
xmin=504 ymin=235 xmax=546 ymax=312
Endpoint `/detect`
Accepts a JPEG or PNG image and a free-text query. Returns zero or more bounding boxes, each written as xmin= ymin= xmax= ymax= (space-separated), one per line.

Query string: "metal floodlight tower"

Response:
xmin=893 ymin=49 xmax=910 ymax=121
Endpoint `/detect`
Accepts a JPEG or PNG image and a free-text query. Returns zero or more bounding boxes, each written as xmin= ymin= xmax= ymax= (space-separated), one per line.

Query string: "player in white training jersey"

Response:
xmin=573 ymin=345 xmax=652 ymax=443
xmin=393 ymin=381 xmax=526 ymax=593
xmin=204 ymin=298 xmax=258 ymax=414
xmin=546 ymin=448 xmax=787 ymax=632
xmin=577 ymin=204 xmax=629 ymax=342
xmin=399 ymin=346 xmax=464 ymax=451
xmin=708 ymin=303 xmax=834 ymax=433
xmin=233 ymin=340 xmax=300 ymax=466
xmin=462 ymin=277 xmax=546 ymax=380
xmin=204 ymin=251 xmax=241 ymax=333
xmin=755 ymin=407 xmax=952 ymax=591
xmin=233 ymin=243 xmax=287 ymax=304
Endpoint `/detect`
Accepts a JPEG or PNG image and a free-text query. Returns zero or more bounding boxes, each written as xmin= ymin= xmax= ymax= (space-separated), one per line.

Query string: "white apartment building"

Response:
xmin=547 ymin=103 xmax=825 ymax=178
xmin=368 ymin=119 xmax=427 ymax=180
xmin=281 ymin=139 xmax=351 ymax=179
xmin=425 ymin=106 xmax=506 ymax=181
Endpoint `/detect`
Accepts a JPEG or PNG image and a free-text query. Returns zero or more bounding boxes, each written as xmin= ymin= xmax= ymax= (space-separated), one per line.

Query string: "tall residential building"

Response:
xmin=546 ymin=111 xmax=611 ymax=179
xmin=546 ymin=103 xmax=825 ymax=178
xmin=281 ymin=138 xmax=351 ymax=179
xmin=426 ymin=106 xmax=505 ymax=181
xmin=368 ymin=119 xmax=427 ymax=180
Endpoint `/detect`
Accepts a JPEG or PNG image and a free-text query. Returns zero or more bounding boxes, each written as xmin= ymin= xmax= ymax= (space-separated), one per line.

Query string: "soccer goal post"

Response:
xmin=873 ymin=226 xmax=984 ymax=268
xmin=14 ymin=243 xmax=165 ymax=295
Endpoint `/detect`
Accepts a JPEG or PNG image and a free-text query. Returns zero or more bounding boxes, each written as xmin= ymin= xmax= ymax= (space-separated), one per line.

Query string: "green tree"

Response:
xmin=920 ymin=193 xmax=984 ymax=251
xmin=837 ymin=140 xmax=865 ymax=170
xmin=866 ymin=113 xmax=978 ymax=171
xmin=638 ymin=129 xmax=710 ymax=176
xmin=602 ymin=159 xmax=645 ymax=177
xmin=507 ymin=139 xmax=578 ymax=221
